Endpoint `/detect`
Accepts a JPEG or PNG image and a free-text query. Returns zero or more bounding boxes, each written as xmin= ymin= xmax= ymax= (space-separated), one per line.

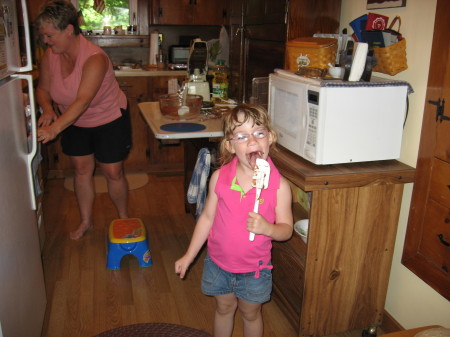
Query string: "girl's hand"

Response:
xmin=175 ymin=255 xmax=194 ymax=279
xmin=37 ymin=110 xmax=58 ymax=127
xmin=247 ymin=212 xmax=271 ymax=236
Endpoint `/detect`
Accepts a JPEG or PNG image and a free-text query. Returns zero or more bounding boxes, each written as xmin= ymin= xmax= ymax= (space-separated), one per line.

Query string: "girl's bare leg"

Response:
xmin=214 ymin=293 xmax=238 ymax=337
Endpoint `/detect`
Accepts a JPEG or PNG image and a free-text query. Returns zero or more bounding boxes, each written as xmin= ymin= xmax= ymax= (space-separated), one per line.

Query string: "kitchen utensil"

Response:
xmin=250 ymin=158 xmax=270 ymax=241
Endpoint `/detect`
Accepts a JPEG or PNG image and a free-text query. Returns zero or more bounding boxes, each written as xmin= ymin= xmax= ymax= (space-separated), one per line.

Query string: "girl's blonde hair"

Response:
xmin=218 ymin=104 xmax=277 ymax=166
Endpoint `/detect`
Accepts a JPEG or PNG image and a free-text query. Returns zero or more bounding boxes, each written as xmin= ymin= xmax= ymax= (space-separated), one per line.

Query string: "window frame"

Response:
xmin=73 ymin=0 xmax=138 ymax=33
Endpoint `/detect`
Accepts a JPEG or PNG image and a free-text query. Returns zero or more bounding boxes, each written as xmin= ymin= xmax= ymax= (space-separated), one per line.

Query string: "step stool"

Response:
xmin=106 ymin=218 xmax=153 ymax=269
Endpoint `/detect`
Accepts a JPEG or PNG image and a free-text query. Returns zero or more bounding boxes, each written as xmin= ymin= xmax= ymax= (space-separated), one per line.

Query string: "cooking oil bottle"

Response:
xmin=211 ymin=59 xmax=229 ymax=103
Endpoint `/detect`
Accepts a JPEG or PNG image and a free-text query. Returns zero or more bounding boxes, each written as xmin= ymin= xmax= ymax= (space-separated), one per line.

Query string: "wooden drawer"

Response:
xmin=429 ymin=158 xmax=450 ymax=207
xmin=421 ymin=198 xmax=450 ymax=273
xmin=272 ymin=236 xmax=306 ymax=329
xmin=117 ymin=77 xmax=148 ymax=99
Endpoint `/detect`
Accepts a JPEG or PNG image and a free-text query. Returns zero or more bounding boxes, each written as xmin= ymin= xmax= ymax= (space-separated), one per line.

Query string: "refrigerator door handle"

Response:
xmin=18 ymin=0 xmax=33 ymax=72
xmin=12 ymin=74 xmax=37 ymax=210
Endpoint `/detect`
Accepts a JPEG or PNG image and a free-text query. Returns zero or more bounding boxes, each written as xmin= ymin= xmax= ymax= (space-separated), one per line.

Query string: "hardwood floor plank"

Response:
xmin=41 ymin=174 xmax=378 ymax=337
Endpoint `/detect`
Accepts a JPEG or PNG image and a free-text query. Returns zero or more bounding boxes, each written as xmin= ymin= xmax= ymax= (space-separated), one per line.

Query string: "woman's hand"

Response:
xmin=37 ymin=125 xmax=58 ymax=144
xmin=37 ymin=109 xmax=58 ymax=127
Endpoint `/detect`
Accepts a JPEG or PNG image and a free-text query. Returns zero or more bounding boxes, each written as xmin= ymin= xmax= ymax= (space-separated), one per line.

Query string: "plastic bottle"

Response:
xmin=211 ymin=59 xmax=229 ymax=103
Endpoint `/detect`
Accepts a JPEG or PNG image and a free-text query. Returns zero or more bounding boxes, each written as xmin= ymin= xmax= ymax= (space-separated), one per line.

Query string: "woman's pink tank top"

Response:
xmin=48 ymin=35 xmax=126 ymax=127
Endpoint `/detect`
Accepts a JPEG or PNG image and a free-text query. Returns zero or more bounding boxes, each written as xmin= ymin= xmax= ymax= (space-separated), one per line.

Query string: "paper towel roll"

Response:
xmin=349 ymin=42 xmax=368 ymax=82
xmin=149 ymin=30 xmax=159 ymax=66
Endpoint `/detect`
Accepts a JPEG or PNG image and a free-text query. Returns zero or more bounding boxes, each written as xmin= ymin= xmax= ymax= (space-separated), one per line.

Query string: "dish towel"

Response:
xmin=187 ymin=148 xmax=215 ymax=219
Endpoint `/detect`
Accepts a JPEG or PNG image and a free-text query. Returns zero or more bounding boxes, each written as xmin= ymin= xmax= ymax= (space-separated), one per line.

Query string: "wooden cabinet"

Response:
xmin=402 ymin=0 xmax=450 ymax=300
xmin=270 ymin=146 xmax=415 ymax=337
xmin=229 ymin=0 xmax=341 ymax=102
xmin=151 ymin=0 xmax=229 ymax=25
xmin=117 ymin=77 xmax=151 ymax=172
xmin=145 ymin=75 xmax=186 ymax=174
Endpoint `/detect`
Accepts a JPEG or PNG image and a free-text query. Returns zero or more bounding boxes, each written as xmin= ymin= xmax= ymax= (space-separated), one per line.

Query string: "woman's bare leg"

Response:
xmin=69 ymin=154 xmax=95 ymax=240
xmin=98 ymin=161 xmax=129 ymax=219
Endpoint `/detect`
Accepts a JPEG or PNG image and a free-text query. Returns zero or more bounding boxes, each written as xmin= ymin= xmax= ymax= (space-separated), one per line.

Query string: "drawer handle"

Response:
xmin=437 ymin=234 xmax=450 ymax=247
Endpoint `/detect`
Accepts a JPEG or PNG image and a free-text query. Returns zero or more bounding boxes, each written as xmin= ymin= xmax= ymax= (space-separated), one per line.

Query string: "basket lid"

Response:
xmin=286 ymin=37 xmax=337 ymax=48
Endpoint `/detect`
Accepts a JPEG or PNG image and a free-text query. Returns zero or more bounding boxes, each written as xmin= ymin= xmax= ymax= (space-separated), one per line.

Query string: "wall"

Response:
xmin=340 ymin=0 xmax=450 ymax=329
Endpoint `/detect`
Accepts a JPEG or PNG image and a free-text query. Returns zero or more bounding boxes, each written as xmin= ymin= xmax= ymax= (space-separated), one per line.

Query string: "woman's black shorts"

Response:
xmin=61 ymin=107 xmax=132 ymax=164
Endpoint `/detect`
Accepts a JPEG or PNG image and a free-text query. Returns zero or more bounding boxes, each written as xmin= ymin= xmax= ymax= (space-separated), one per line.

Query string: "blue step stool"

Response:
xmin=106 ymin=218 xmax=153 ymax=269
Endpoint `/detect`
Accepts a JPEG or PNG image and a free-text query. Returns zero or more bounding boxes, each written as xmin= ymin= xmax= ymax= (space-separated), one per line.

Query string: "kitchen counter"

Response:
xmin=138 ymin=101 xmax=224 ymax=139
xmin=115 ymin=67 xmax=186 ymax=77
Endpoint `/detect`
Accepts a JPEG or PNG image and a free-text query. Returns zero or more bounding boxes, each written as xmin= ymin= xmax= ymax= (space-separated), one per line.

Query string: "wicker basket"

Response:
xmin=286 ymin=37 xmax=338 ymax=72
xmin=372 ymin=16 xmax=408 ymax=75
xmin=373 ymin=38 xmax=408 ymax=75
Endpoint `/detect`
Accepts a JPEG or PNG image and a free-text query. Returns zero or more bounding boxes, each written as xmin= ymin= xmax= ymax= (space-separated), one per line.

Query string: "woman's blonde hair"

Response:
xmin=35 ymin=0 xmax=81 ymax=35
xmin=218 ymin=104 xmax=277 ymax=166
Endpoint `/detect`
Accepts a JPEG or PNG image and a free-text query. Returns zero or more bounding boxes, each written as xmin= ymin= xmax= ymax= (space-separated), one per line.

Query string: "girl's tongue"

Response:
xmin=247 ymin=151 xmax=263 ymax=169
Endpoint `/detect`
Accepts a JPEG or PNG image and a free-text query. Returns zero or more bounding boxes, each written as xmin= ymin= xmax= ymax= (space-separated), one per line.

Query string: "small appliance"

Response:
xmin=268 ymin=69 xmax=412 ymax=165
xmin=185 ymin=39 xmax=210 ymax=102
xmin=169 ymin=45 xmax=190 ymax=65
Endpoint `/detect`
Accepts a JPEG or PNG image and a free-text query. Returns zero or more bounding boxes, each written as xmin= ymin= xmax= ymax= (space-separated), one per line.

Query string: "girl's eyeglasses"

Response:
xmin=230 ymin=129 xmax=269 ymax=143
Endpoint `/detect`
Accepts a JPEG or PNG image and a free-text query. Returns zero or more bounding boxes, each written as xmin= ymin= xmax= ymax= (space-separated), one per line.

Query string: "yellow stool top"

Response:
xmin=109 ymin=218 xmax=146 ymax=243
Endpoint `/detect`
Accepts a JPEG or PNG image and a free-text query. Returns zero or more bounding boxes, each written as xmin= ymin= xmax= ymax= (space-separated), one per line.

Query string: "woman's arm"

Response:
xmin=36 ymin=49 xmax=58 ymax=127
xmin=37 ymin=52 xmax=109 ymax=143
xmin=175 ymin=170 xmax=220 ymax=279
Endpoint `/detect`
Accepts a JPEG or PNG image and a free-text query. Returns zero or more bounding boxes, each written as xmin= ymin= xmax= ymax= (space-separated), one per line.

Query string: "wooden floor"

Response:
xmin=40 ymin=173 xmax=380 ymax=337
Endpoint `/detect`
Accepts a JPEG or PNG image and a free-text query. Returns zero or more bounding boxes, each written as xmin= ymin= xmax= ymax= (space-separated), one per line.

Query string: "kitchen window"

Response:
xmin=74 ymin=0 xmax=137 ymax=32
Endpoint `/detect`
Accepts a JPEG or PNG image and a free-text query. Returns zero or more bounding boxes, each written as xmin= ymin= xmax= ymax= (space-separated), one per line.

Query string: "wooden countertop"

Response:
xmin=115 ymin=68 xmax=186 ymax=77
xmin=139 ymin=101 xmax=415 ymax=189
xmin=138 ymin=101 xmax=224 ymax=139
xmin=271 ymin=145 xmax=415 ymax=191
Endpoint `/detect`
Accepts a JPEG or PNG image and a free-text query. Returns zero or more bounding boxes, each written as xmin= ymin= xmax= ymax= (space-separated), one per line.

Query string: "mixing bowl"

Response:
xmin=159 ymin=94 xmax=203 ymax=117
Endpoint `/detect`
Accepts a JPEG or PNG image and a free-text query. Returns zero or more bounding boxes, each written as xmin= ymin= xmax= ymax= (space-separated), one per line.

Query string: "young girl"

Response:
xmin=175 ymin=104 xmax=293 ymax=337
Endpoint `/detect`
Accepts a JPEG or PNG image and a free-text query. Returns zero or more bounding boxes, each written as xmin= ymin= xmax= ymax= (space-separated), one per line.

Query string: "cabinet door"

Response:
xmin=117 ymin=77 xmax=150 ymax=172
xmin=244 ymin=0 xmax=287 ymax=25
xmin=146 ymin=76 xmax=186 ymax=174
xmin=194 ymin=0 xmax=229 ymax=25
xmin=152 ymin=0 xmax=228 ymax=25
xmin=242 ymin=26 xmax=286 ymax=102
xmin=152 ymin=0 xmax=193 ymax=25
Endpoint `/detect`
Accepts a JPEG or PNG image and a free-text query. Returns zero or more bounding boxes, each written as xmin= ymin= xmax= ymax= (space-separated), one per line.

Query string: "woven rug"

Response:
xmin=94 ymin=323 xmax=212 ymax=337
xmin=64 ymin=173 xmax=148 ymax=193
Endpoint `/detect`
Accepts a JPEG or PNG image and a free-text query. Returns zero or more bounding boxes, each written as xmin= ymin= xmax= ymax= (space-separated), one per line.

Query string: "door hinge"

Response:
xmin=428 ymin=98 xmax=449 ymax=122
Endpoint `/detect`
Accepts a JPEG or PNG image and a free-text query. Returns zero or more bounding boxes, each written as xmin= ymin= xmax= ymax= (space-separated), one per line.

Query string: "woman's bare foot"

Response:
xmin=70 ymin=222 xmax=92 ymax=240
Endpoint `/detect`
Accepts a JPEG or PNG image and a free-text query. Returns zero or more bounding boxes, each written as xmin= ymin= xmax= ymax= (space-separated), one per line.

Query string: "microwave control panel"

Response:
xmin=305 ymin=90 xmax=319 ymax=159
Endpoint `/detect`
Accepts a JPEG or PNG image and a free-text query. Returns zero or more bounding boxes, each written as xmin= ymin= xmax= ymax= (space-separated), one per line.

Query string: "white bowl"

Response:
xmin=294 ymin=219 xmax=309 ymax=243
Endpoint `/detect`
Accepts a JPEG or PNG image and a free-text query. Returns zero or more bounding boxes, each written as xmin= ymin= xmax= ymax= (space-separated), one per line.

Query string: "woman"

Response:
xmin=35 ymin=0 xmax=131 ymax=240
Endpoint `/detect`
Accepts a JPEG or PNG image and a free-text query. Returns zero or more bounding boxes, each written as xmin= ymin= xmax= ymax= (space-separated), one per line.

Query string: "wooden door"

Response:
xmin=152 ymin=0 xmax=193 ymax=25
xmin=402 ymin=0 xmax=450 ymax=300
xmin=194 ymin=0 xmax=229 ymax=25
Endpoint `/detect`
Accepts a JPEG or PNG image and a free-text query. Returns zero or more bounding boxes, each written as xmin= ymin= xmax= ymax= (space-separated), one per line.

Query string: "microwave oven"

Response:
xmin=268 ymin=69 xmax=411 ymax=165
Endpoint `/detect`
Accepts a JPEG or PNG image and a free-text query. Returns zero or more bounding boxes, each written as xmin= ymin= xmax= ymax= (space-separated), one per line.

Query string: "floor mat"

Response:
xmin=93 ymin=323 xmax=211 ymax=337
xmin=64 ymin=173 xmax=149 ymax=193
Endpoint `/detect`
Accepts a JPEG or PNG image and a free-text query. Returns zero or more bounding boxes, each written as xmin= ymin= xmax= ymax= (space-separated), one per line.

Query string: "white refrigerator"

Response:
xmin=0 ymin=0 xmax=47 ymax=336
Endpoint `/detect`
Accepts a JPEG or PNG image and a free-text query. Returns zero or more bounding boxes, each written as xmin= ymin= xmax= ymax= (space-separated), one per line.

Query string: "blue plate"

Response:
xmin=160 ymin=123 xmax=206 ymax=133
